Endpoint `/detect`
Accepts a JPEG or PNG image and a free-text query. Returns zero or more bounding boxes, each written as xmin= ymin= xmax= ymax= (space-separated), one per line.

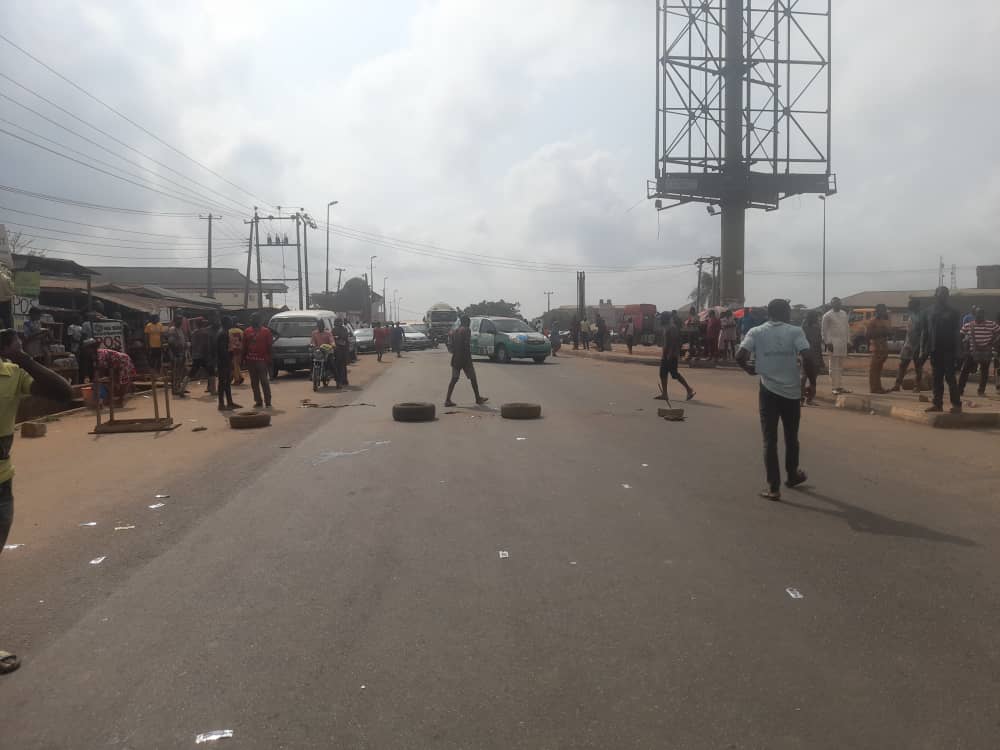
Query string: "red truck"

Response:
xmin=622 ymin=304 xmax=659 ymax=346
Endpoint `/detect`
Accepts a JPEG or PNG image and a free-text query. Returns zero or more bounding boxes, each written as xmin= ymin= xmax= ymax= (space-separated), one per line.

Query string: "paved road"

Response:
xmin=3 ymin=350 xmax=998 ymax=748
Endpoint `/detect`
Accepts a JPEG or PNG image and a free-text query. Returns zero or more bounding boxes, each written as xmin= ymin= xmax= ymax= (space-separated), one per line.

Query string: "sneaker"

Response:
xmin=949 ymin=405 xmax=962 ymax=415
xmin=786 ymin=469 xmax=808 ymax=489
xmin=444 ymin=400 xmax=457 ymax=408
xmin=925 ymin=405 xmax=943 ymax=413
xmin=476 ymin=397 xmax=489 ymax=405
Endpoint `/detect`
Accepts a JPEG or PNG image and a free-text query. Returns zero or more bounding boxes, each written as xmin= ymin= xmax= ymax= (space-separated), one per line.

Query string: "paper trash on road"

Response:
xmin=785 ymin=587 xmax=804 ymax=599
xmin=148 ymin=503 xmax=165 ymax=510
xmin=312 ymin=448 xmax=369 ymax=466
xmin=3 ymin=543 xmax=24 ymax=550
xmin=498 ymin=550 xmax=509 ymax=559
xmin=79 ymin=522 xmax=98 ymax=527
xmin=154 ymin=494 xmax=169 ymax=499
xmin=114 ymin=525 xmax=136 ymax=531
xmin=621 ymin=483 xmax=632 ymax=489
xmin=195 ymin=730 xmax=234 ymax=744
xmin=515 ymin=437 xmax=527 ymax=441
xmin=641 ymin=463 xmax=649 ymax=468
xmin=89 ymin=556 xmax=106 ymax=565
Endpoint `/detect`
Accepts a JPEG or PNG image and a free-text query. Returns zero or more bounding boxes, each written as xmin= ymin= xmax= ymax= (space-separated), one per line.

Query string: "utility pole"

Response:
xmin=694 ymin=258 xmax=706 ymax=312
xmin=938 ymin=256 xmax=945 ymax=288
xmin=243 ymin=208 xmax=258 ymax=309
xmin=363 ymin=273 xmax=369 ymax=322
xmin=325 ymin=200 xmax=338 ymax=293
xmin=335 ymin=267 xmax=346 ymax=293
xmin=200 ymin=214 xmax=220 ymax=298
xmin=255 ymin=212 xmax=263 ymax=312
xmin=544 ymin=291 xmax=554 ymax=312
xmin=301 ymin=210 xmax=316 ymax=308
xmin=369 ymin=255 xmax=377 ymax=322
xmin=382 ymin=276 xmax=388 ymax=320
xmin=294 ymin=214 xmax=303 ymax=309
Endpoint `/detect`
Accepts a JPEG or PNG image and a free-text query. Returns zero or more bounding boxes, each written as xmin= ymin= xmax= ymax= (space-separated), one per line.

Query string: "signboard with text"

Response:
xmin=12 ymin=295 xmax=38 ymax=331
xmin=92 ymin=320 xmax=125 ymax=352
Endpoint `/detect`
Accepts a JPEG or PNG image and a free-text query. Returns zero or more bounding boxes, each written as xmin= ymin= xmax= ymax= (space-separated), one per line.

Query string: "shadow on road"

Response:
xmin=782 ymin=489 xmax=977 ymax=547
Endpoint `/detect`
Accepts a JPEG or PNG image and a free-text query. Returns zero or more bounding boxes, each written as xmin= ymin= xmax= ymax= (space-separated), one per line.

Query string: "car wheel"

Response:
xmin=533 ymin=356 xmax=547 ymax=364
xmin=501 ymin=402 xmax=542 ymax=420
xmin=495 ymin=344 xmax=510 ymax=363
xmin=228 ymin=410 xmax=272 ymax=429
xmin=392 ymin=402 xmax=436 ymax=422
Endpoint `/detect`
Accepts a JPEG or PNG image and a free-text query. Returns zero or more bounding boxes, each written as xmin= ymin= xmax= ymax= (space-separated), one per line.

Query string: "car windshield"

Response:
xmin=430 ymin=311 xmax=457 ymax=322
xmin=492 ymin=318 xmax=534 ymax=333
xmin=271 ymin=319 xmax=321 ymax=337
xmin=403 ymin=326 xmax=425 ymax=335
xmin=355 ymin=328 xmax=373 ymax=337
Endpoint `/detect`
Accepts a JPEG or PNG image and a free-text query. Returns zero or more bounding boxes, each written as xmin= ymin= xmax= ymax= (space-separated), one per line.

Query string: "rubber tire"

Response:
xmin=533 ymin=356 xmax=547 ymax=364
xmin=312 ymin=367 xmax=321 ymax=391
xmin=392 ymin=402 xmax=436 ymax=422
xmin=229 ymin=410 xmax=272 ymax=429
xmin=500 ymin=402 xmax=542 ymax=420
xmin=495 ymin=345 xmax=510 ymax=363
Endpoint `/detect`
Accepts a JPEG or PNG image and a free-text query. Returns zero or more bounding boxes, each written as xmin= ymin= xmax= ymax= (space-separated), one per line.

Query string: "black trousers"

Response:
xmin=0 ymin=479 xmax=12 ymax=550
xmin=759 ymin=385 xmax=801 ymax=492
xmin=217 ymin=366 xmax=234 ymax=406
xmin=958 ymin=355 xmax=990 ymax=395
xmin=930 ymin=351 xmax=960 ymax=407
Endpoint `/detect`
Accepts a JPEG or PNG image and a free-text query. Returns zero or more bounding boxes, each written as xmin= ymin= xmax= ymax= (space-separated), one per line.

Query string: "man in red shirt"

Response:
xmin=242 ymin=313 xmax=274 ymax=408
xmin=373 ymin=322 xmax=389 ymax=362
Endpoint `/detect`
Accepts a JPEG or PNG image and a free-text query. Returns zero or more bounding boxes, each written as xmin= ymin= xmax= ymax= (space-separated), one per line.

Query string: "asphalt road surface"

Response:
xmin=3 ymin=350 xmax=998 ymax=749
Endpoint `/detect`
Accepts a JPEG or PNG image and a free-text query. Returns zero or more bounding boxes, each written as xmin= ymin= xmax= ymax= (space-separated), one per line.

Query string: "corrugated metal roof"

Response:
xmin=837 ymin=290 xmax=933 ymax=309
xmin=88 ymin=266 xmax=286 ymax=292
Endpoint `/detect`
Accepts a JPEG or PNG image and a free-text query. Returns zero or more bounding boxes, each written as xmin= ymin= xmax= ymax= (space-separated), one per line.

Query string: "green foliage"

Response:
xmin=462 ymin=299 xmax=522 ymax=319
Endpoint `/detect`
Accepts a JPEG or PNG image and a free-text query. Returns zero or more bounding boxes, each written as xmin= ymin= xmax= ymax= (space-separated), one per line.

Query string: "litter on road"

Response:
xmin=195 ymin=729 xmax=234 ymax=744
xmin=498 ymin=550 xmax=509 ymax=559
xmin=515 ymin=437 xmax=527 ymax=441
xmin=641 ymin=463 xmax=649 ymax=467
xmin=148 ymin=503 xmax=165 ymax=510
xmin=786 ymin=587 xmax=804 ymax=599
xmin=312 ymin=448 xmax=369 ymax=465
xmin=89 ymin=556 xmax=106 ymax=565
xmin=4 ymin=543 xmax=24 ymax=550
xmin=154 ymin=494 xmax=169 ymax=499
xmin=78 ymin=522 xmax=98 ymax=527
xmin=114 ymin=525 xmax=135 ymax=531
xmin=622 ymin=483 xmax=632 ymax=489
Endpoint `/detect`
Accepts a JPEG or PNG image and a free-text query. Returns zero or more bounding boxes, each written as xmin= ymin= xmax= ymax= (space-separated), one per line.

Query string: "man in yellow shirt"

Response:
xmin=144 ymin=314 xmax=165 ymax=373
xmin=0 ymin=329 xmax=73 ymax=675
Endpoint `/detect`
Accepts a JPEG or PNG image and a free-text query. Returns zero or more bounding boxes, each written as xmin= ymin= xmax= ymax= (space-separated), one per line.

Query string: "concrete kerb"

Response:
xmin=826 ymin=393 xmax=1000 ymax=429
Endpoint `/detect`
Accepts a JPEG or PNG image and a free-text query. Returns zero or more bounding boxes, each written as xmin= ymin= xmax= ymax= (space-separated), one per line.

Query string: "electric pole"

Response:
xmin=243 ymin=208 xmax=258 ymax=309
xmin=369 ymin=255 xmax=377 ymax=322
xmin=200 ymin=214 xmax=220 ymax=298
xmin=544 ymin=291 xmax=554 ymax=312
xmin=300 ymin=210 xmax=316 ymax=308
xmin=335 ymin=268 xmax=345 ymax=292
xmin=325 ymin=200 xmax=338 ymax=293
xmin=294 ymin=214 xmax=303 ymax=309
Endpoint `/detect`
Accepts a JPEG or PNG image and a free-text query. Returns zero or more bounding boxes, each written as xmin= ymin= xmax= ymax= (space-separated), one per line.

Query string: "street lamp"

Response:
xmin=819 ymin=195 xmax=828 ymax=307
xmin=325 ymin=200 xmax=338 ymax=293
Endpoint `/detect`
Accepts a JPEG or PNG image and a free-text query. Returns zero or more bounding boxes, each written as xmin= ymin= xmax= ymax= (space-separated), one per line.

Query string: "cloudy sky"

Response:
xmin=1 ymin=0 xmax=998 ymax=320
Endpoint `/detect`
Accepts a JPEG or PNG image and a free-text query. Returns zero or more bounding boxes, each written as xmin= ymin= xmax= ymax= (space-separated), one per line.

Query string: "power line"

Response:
xmin=0 ymin=33 xmax=274 ymax=209
xmin=0 ymin=183 xmax=199 ymax=216
xmin=0 ymin=89 xmax=249 ymax=213
xmin=0 ymin=203 xmax=204 ymax=238
xmin=19 ymin=245 xmax=247 ymax=261
xmin=0 ymin=220 xmax=244 ymax=248
xmin=13 ymin=230 xmax=243 ymax=252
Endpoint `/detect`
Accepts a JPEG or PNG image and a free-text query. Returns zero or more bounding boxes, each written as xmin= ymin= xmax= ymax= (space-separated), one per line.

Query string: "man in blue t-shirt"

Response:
xmin=737 ymin=299 xmax=818 ymax=501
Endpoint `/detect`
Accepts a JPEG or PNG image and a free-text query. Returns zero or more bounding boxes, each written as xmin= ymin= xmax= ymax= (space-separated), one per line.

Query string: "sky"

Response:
xmin=0 ymin=0 xmax=998 ymax=321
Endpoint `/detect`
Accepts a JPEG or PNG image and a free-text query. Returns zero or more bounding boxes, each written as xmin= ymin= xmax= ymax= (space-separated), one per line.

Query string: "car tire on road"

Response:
xmin=228 ymin=410 xmax=272 ymax=429
xmin=392 ymin=402 xmax=436 ymax=422
xmin=495 ymin=345 xmax=510 ymax=364
xmin=500 ymin=402 xmax=542 ymax=420
xmin=533 ymin=356 xmax=547 ymax=364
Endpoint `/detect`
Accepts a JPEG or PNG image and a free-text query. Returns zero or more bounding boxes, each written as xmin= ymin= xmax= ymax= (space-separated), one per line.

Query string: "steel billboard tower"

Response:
xmin=650 ymin=0 xmax=836 ymax=306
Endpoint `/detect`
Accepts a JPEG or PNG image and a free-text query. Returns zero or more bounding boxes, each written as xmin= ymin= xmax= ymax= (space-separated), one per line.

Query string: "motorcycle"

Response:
xmin=312 ymin=344 xmax=333 ymax=391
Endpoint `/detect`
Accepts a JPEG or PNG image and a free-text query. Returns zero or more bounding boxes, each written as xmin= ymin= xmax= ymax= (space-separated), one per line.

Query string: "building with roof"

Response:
xmin=87 ymin=266 xmax=287 ymax=310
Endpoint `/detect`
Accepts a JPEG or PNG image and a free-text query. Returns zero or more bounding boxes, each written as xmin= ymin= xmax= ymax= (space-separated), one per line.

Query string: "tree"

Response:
xmin=6 ymin=231 xmax=43 ymax=256
xmin=687 ymin=271 xmax=715 ymax=310
xmin=462 ymin=299 xmax=522 ymax=319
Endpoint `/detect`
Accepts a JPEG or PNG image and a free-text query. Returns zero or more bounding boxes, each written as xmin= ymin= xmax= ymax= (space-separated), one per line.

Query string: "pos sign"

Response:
xmin=92 ymin=321 xmax=125 ymax=352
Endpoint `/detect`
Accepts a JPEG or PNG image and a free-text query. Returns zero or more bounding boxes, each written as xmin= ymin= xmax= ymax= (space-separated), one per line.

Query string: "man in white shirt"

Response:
xmin=737 ymin=299 xmax=818 ymax=501
xmin=821 ymin=297 xmax=850 ymax=394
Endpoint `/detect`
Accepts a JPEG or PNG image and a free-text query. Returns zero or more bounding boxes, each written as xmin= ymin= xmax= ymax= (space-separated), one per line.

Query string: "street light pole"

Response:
xmin=325 ymin=200 xmax=338 ymax=294
xmin=819 ymin=195 xmax=827 ymax=306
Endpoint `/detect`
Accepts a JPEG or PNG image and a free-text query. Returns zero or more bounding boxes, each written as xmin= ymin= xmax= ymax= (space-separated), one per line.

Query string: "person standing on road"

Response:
xmin=958 ymin=307 xmax=1000 ymax=397
xmin=720 ymin=309 xmax=738 ymax=361
xmin=580 ymin=319 xmax=591 ymax=350
xmin=994 ymin=312 xmax=1000 ymax=393
xmin=571 ymin=317 xmax=581 ymax=350
xmin=332 ymin=318 xmax=350 ymax=388
xmin=866 ymin=304 xmax=891 ymax=394
xmin=655 ymin=312 xmax=695 ymax=403
xmin=373 ymin=322 xmax=388 ymax=362
xmin=921 ymin=286 xmax=963 ymax=414
xmin=0 ymin=328 xmax=73 ymax=675
xmin=625 ymin=317 xmax=636 ymax=355
xmin=595 ymin=315 xmax=607 ymax=352
xmin=144 ymin=314 xmax=164 ymax=373
xmin=549 ymin=321 xmax=562 ymax=356
xmin=800 ymin=310 xmax=823 ymax=405
xmin=891 ymin=299 xmax=926 ymax=393
xmin=391 ymin=322 xmax=405 ymax=358
xmin=705 ymin=309 xmax=721 ymax=361
xmin=242 ymin=313 xmax=273 ymax=408
xmin=215 ymin=316 xmax=241 ymax=411
xmin=228 ymin=321 xmax=245 ymax=385
xmin=188 ymin=319 xmax=216 ymax=396
xmin=737 ymin=298 xmax=817 ymax=501
xmin=445 ymin=315 xmax=488 ymax=407
xmin=166 ymin=315 xmax=188 ymax=397
xmin=821 ymin=297 xmax=850 ymax=394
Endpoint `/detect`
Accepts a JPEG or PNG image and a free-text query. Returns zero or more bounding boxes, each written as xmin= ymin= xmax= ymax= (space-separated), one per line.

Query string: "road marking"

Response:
xmin=498 ymin=550 xmax=509 ymax=559
xmin=786 ymin=587 xmax=804 ymax=599
xmin=89 ymin=556 xmax=106 ymax=565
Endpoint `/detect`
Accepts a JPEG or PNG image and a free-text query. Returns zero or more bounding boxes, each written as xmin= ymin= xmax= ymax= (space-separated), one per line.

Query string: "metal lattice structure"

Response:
xmin=650 ymin=0 xmax=836 ymax=305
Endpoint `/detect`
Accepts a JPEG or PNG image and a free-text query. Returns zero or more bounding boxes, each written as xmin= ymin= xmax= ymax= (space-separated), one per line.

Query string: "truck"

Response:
xmin=622 ymin=304 xmax=660 ymax=346
xmin=424 ymin=303 xmax=460 ymax=346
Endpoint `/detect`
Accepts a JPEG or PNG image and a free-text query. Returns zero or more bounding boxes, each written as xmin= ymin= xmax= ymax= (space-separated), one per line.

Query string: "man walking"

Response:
xmin=215 ymin=316 xmax=242 ymax=411
xmin=391 ymin=322 xmax=405 ymax=358
xmin=188 ymin=319 xmax=216 ymax=395
xmin=891 ymin=299 xmax=926 ymax=393
xmin=655 ymin=312 xmax=695 ymax=402
xmin=228 ymin=321 xmax=245 ymax=385
xmin=242 ymin=313 xmax=273 ymax=408
xmin=166 ymin=315 xmax=188 ymax=398
xmin=0 ymin=329 xmax=73 ymax=674
xmin=866 ymin=304 xmax=891 ymax=394
xmin=921 ymin=286 xmax=962 ymax=414
xmin=445 ymin=315 xmax=488 ymax=407
xmin=624 ymin=317 xmax=635 ymax=355
xmin=705 ymin=309 xmax=721 ymax=361
xmin=144 ymin=314 xmax=164 ymax=373
xmin=821 ymin=297 xmax=850 ymax=394
xmin=737 ymin=299 xmax=817 ymax=501
xmin=571 ymin=317 xmax=581 ymax=350
xmin=374 ymin=322 xmax=388 ymax=362
xmin=958 ymin=307 xmax=1000 ymax=397
xmin=332 ymin=318 xmax=350 ymax=388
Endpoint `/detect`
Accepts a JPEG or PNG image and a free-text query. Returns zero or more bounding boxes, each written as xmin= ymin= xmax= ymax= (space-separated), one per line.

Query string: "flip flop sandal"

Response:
xmin=0 ymin=650 xmax=21 ymax=675
xmin=759 ymin=488 xmax=781 ymax=501
xmin=686 ymin=391 xmax=697 ymax=401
